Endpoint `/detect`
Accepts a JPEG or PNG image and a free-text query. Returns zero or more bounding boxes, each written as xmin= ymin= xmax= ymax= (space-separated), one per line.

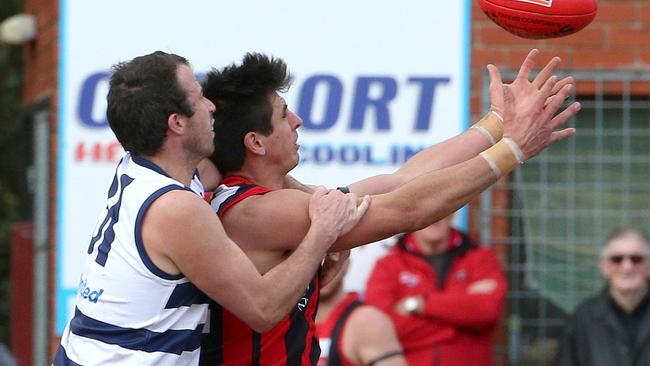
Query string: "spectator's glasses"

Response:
xmin=608 ymin=254 xmax=647 ymax=265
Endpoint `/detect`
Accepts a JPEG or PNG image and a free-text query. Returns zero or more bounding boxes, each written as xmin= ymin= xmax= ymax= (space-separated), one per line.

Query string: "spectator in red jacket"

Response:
xmin=365 ymin=214 xmax=507 ymax=366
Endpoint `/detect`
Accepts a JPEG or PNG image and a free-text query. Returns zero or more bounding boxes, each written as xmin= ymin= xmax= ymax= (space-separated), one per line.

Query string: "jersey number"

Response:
xmin=87 ymin=174 xmax=134 ymax=266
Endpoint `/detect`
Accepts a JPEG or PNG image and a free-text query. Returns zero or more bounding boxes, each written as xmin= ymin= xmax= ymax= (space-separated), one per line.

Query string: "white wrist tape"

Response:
xmin=490 ymin=109 xmax=504 ymax=124
xmin=502 ymin=137 xmax=525 ymax=164
xmin=479 ymin=138 xmax=522 ymax=179
xmin=473 ymin=126 xmax=497 ymax=145
xmin=471 ymin=110 xmax=504 ymax=146
xmin=480 ymin=151 xmax=502 ymax=178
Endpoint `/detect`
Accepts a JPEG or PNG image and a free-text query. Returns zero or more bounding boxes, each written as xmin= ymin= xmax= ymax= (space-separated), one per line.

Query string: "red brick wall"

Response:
xmin=9 ymin=223 xmax=34 ymax=366
xmin=22 ymin=0 xmax=59 ymax=358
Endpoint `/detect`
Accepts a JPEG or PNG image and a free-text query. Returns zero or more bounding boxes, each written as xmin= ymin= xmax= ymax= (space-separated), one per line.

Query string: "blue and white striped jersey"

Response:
xmin=54 ymin=153 xmax=210 ymax=366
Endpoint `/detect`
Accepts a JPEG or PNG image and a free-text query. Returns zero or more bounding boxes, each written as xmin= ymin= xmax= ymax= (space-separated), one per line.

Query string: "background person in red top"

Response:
xmin=365 ymin=213 xmax=507 ymax=366
xmin=315 ymin=260 xmax=406 ymax=366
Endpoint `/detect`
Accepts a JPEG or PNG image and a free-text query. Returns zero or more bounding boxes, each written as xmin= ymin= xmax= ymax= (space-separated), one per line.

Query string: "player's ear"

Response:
xmin=167 ymin=113 xmax=185 ymax=136
xmin=243 ymin=131 xmax=265 ymax=156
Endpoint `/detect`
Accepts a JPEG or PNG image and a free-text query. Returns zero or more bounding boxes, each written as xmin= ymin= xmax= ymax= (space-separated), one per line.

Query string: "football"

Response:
xmin=477 ymin=0 xmax=598 ymax=39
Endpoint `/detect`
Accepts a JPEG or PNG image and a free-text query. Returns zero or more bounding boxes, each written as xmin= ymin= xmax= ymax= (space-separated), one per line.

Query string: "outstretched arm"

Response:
xmin=228 ymin=49 xmax=579 ymax=256
xmin=143 ymin=188 xmax=369 ymax=333
xmin=229 ymin=153 xmax=505 ymax=256
xmin=348 ymin=49 xmax=574 ymax=196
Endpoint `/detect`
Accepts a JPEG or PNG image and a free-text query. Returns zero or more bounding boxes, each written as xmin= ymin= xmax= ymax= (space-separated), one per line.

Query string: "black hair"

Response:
xmin=203 ymin=53 xmax=292 ymax=175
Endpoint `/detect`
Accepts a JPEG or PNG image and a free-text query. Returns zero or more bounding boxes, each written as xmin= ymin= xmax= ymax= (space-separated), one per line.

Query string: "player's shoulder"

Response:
xmin=348 ymin=304 xmax=392 ymax=328
xmin=344 ymin=304 xmax=397 ymax=345
xmin=241 ymin=188 xmax=311 ymax=212
xmin=147 ymin=189 xmax=212 ymax=221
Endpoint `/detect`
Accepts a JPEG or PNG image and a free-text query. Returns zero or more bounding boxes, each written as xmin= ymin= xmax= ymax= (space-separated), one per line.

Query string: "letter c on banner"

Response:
xmin=78 ymin=72 xmax=110 ymax=128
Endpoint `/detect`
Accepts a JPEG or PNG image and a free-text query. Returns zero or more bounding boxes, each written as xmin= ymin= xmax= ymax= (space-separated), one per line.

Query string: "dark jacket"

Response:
xmin=555 ymin=289 xmax=650 ymax=366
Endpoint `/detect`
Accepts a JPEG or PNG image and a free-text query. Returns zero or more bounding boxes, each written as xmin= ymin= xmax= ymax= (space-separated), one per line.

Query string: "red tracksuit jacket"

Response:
xmin=365 ymin=229 xmax=507 ymax=366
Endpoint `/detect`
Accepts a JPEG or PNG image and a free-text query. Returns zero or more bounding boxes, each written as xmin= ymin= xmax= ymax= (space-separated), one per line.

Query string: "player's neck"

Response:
xmin=142 ymin=150 xmax=200 ymax=187
xmin=234 ymin=161 xmax=286 ymax=190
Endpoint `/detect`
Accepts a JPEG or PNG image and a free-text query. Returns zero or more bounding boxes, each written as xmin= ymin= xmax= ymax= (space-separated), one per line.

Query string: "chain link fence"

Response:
xmin=480 ymin=70 xmax=650 ymax=365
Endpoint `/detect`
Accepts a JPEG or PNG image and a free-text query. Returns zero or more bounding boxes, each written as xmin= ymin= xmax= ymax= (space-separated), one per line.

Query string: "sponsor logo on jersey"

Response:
xmin=399 ymin=271 xmax=421 ymax=288
xmin=78 ymin=275 xmax=105 ymax=303
xmin=297 ymin=285 xmax=310 ymax=311
xmin=454 ymin=269 xmax=467 ymax=281
xmin=297 ymin=296 xmax=309 ymax=311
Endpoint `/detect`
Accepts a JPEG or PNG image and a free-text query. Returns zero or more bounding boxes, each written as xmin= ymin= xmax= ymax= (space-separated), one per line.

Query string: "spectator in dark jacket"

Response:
xmin=555 ymin=228 xmax=650 ymax=366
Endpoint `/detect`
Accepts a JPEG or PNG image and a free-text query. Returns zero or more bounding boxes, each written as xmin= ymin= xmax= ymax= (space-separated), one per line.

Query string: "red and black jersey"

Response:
xmin=315 ymin=293 xmax=362 ymax=366
xmin=200 ymin=176 xmax=321 ymax=366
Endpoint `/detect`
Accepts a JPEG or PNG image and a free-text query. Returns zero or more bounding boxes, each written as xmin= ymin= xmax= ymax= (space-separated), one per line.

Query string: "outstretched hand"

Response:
xmin=489 ymin=49 xmax=581 ymax=160
xmin=487 ymin=49 xmax=574 ymax=121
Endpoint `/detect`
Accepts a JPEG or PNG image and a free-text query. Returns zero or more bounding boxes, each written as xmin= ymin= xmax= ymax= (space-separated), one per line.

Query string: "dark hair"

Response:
xmin=203 ymin=53 xmax=292 ymax=175
xmin=107 ymin=51 xmax=195 ymax=156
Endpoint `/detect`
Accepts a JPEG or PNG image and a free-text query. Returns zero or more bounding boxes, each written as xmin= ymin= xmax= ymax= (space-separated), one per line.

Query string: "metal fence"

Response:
xmin=480 ymin=70 xmax=650 ymax=365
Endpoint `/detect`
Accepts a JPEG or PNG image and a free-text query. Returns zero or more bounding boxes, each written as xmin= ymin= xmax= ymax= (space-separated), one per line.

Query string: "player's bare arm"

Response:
xmin=141 ymin=188 xmax=369 ymax=332
xmin=221 ymin=53 xmax=579 ymax=260
xmin=226 ymin=155 xmax=499 ymax=257
xmin=348 ymin=49 xmax=574 ymax=196
xmin=345 ymin=306 xmax=406 ymax=366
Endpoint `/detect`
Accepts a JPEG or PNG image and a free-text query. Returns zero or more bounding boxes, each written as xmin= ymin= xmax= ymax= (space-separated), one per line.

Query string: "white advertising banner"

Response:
xmin=56 ymin=0 xmax=471 ymax=333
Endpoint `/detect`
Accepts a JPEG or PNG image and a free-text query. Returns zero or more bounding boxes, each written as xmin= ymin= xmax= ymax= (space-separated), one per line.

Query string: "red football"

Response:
xmin=477 ymin=0 xmax=598 ymax=39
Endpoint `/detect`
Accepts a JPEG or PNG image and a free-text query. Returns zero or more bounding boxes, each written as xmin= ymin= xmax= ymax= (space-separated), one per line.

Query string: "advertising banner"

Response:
xmin=56 ymin=0 xmax=470 ymax=333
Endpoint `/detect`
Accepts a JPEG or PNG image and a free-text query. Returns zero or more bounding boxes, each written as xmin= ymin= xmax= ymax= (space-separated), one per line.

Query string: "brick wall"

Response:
xmin=22 ymin=0 xmax=59 ymax=358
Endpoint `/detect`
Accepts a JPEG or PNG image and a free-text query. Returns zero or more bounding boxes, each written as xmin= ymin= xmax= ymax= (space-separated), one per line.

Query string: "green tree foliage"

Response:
xmin=0 ymin=0 xmax=27 ymax=345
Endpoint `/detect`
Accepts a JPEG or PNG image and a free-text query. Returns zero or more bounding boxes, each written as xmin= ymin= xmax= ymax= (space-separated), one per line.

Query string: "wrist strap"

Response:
xmin=502 ymin=136 xmax=525 ymax=163
xmin=479 ymin=137 xmax=523 ymax=178
xmin=471 ymin=110 xmax=504 ymax=145
xmin=336 ymin=186 xmax=350 ymax=194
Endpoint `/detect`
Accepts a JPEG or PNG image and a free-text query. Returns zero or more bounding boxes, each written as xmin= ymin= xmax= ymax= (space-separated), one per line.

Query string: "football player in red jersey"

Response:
xmin=199 ymin=49 xmax=580 ymax=364
xmin=316 ymin=260 xmax=406 ymax=366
